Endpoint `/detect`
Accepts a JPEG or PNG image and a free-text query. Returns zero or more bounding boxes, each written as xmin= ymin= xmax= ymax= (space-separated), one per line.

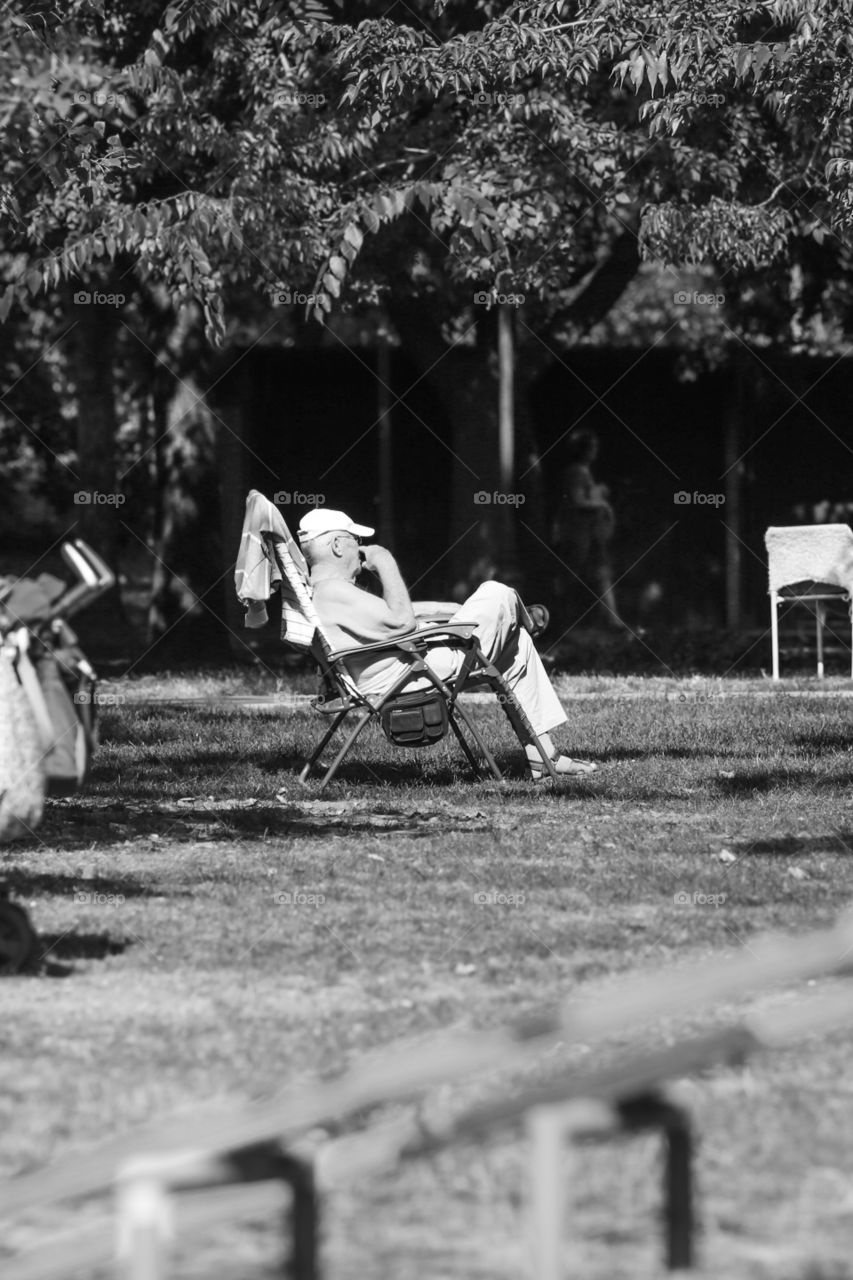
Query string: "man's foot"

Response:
xmin=527 ymin=603 xmax=550 ymax=639
xmin=529 ymin=753 xmax=598 ymax=781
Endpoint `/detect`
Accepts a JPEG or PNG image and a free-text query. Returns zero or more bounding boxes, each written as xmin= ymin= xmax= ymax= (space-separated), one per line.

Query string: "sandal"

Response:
xmin=529 ymin=752 xmax=598 ymax=780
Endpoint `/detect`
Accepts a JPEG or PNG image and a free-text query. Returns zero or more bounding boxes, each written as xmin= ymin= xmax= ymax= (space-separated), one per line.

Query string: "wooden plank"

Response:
xmin=3 ymin=1216 xmax=113 ymax=1280
xmin=314 ymin=985 xmax=853 ymax=1187
xmin=5 ymin=987 xmax=850 ymax=1278
xmin=4 ymin=913 xmax=852 ymax=1219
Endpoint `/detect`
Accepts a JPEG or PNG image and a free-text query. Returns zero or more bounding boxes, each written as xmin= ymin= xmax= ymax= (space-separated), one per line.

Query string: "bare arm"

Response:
xmin=360 ymin=545 xmax=416 ymax=631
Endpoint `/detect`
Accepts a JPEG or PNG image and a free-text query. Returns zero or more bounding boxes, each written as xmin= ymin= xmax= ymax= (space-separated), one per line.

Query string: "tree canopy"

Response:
xmin=310 ymin=0 xmax=853 ymax=353
xmin=2 ymin=0 xmax=852 ymax=347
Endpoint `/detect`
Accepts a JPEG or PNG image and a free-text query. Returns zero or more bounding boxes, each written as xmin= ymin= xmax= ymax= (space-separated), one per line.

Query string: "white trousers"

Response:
xmin=425 ymin=583 xmax=567 ymax=737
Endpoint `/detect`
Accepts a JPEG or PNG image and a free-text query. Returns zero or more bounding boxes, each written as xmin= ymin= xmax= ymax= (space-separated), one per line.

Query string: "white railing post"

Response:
xmin=116 ymin=1161 xmax=173 ymax=1280
xmin=527 ymin=1105 xmax=564 ymax=1280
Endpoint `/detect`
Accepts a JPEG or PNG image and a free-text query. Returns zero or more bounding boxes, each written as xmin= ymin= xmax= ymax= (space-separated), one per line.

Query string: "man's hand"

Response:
xmin=360 ymin=544 xmax=396 ymax=574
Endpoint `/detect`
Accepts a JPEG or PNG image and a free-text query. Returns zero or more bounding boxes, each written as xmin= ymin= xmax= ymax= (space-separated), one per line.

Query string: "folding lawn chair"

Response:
xmin=235 ymin=491 xmax=560 ymax=790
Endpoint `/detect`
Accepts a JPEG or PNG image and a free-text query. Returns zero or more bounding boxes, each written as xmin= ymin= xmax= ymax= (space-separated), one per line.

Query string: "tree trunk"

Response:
xmin=146 ymin=375 xmax=228 ymax=661
xmin=63 ymin=293 xmax=133 ymax=661
xmin=67 ymin=296 xmax=121 ymax=555
xmin=387 ymin=298 xmax=521 ymax=596
xmin=724 ymin=354 xmax=747 ymax=629
xmin=213 ymin=357 xmax=260 ymax=660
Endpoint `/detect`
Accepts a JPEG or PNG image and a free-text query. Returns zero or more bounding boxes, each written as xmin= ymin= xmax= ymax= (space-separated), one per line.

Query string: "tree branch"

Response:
xmin=547 ymin=220 xmax=642 ymax=338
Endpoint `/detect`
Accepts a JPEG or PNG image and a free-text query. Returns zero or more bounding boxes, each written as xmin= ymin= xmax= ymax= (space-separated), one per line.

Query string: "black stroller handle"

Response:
xmin=50 ymin=540 xmax=116 ymax=623
xmin=0 ymin=540 xmax=115 ymax=636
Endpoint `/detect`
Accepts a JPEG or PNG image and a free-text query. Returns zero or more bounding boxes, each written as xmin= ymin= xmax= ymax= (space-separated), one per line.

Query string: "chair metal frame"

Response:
xmin=770 ymin=582 xmax=853 ymax=680
xmin=262 ymin=535 xmax=560 ymax=790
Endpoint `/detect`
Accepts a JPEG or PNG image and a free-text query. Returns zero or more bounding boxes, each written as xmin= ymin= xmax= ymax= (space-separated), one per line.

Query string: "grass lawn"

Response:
xmin=2 ymin=671 xmax=853 ymax=1279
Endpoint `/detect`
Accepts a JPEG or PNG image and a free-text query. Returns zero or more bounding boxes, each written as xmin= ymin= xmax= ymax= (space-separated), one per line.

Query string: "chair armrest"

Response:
xmin=327 ymin=623 xmax=479 ymax=662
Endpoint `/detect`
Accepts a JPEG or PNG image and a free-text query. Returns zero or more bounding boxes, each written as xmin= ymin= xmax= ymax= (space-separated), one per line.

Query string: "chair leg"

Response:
xmin=300 ymin=707 xmax=352 ymax=783
xmin=771 ymin=591 xmax=780 ymax=680
xmin=451 ymin=701 xmax=504 ymax=781
xmin=447 ymin=710 xmax=484 ymax=779
xmin=443 ymin=644 xmax=557 ymax=782
xmin=316 ymin=709 xmax=375 ymax=792
xmin=485 ymin=670 xmax=560 ymax=781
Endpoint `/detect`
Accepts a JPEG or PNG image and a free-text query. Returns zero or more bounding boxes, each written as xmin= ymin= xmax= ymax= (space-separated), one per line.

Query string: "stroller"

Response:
xmin=0 ymin=539 xmax=114 ymax=973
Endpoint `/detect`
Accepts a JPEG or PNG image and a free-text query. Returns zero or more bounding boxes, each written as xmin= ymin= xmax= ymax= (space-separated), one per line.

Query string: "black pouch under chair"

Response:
xmin=380 ymin=688 xmax=449 ymax=748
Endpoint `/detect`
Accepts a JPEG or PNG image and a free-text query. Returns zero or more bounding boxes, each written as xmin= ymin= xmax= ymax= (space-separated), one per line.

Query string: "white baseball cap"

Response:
xmin=297 ymin=508 xmax=375 ymax=544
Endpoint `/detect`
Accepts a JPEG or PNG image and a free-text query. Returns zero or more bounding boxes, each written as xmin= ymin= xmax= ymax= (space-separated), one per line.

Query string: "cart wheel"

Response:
xmin=0 ymin=900 xmax=37 ymax=975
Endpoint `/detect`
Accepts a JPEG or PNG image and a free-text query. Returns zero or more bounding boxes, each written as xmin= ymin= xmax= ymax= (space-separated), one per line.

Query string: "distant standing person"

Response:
xmin=551 ymin=428 xmax=627 ymax=631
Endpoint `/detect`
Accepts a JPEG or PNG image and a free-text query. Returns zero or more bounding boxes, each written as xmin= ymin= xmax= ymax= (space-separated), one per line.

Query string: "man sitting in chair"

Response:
xmin=297 ymin=508 xmax=598 ymax=780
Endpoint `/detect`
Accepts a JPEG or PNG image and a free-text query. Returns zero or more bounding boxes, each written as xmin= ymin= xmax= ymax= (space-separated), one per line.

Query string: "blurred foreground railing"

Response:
xmin=3 ymin=911 xmax=853 ymax=1279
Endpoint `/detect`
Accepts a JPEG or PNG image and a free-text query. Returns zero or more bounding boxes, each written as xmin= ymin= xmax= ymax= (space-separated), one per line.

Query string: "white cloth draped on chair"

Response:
xmin=764 ymin=524 xmax=853 ymax=679
xmin=765 ymin=524 xmax=853 ymax=596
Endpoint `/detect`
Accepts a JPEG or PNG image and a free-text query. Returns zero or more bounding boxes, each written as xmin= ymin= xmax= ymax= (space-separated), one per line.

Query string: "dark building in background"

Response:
xmin=216 ymin=341 xmax=853 ymax=636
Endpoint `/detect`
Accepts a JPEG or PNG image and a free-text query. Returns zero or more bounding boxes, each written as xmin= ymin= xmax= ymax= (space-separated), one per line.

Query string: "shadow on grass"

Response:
xmin=712 ymin=767 xmax=853 ymax=794
xmin=3 ymin=871 xmax=157 ymax=898
xmin=793 ymin=732 xmax=853 ymax=750
xmin=37 ymin=932 xmax=128 ymax=960
xmin=18 ymin=930 xmax=130 ymax=978
xmin=603 ymin=746 xmax=742 ymax=761
xmin=735 ymin=831 xmax=853 ymax=856
xmin=36 ymin=800 xmax=496 ymax=846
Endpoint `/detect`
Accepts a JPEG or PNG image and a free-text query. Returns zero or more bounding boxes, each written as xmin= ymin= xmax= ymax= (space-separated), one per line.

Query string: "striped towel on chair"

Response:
xmin=235 ymin=491 xmax=319 ymax=651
